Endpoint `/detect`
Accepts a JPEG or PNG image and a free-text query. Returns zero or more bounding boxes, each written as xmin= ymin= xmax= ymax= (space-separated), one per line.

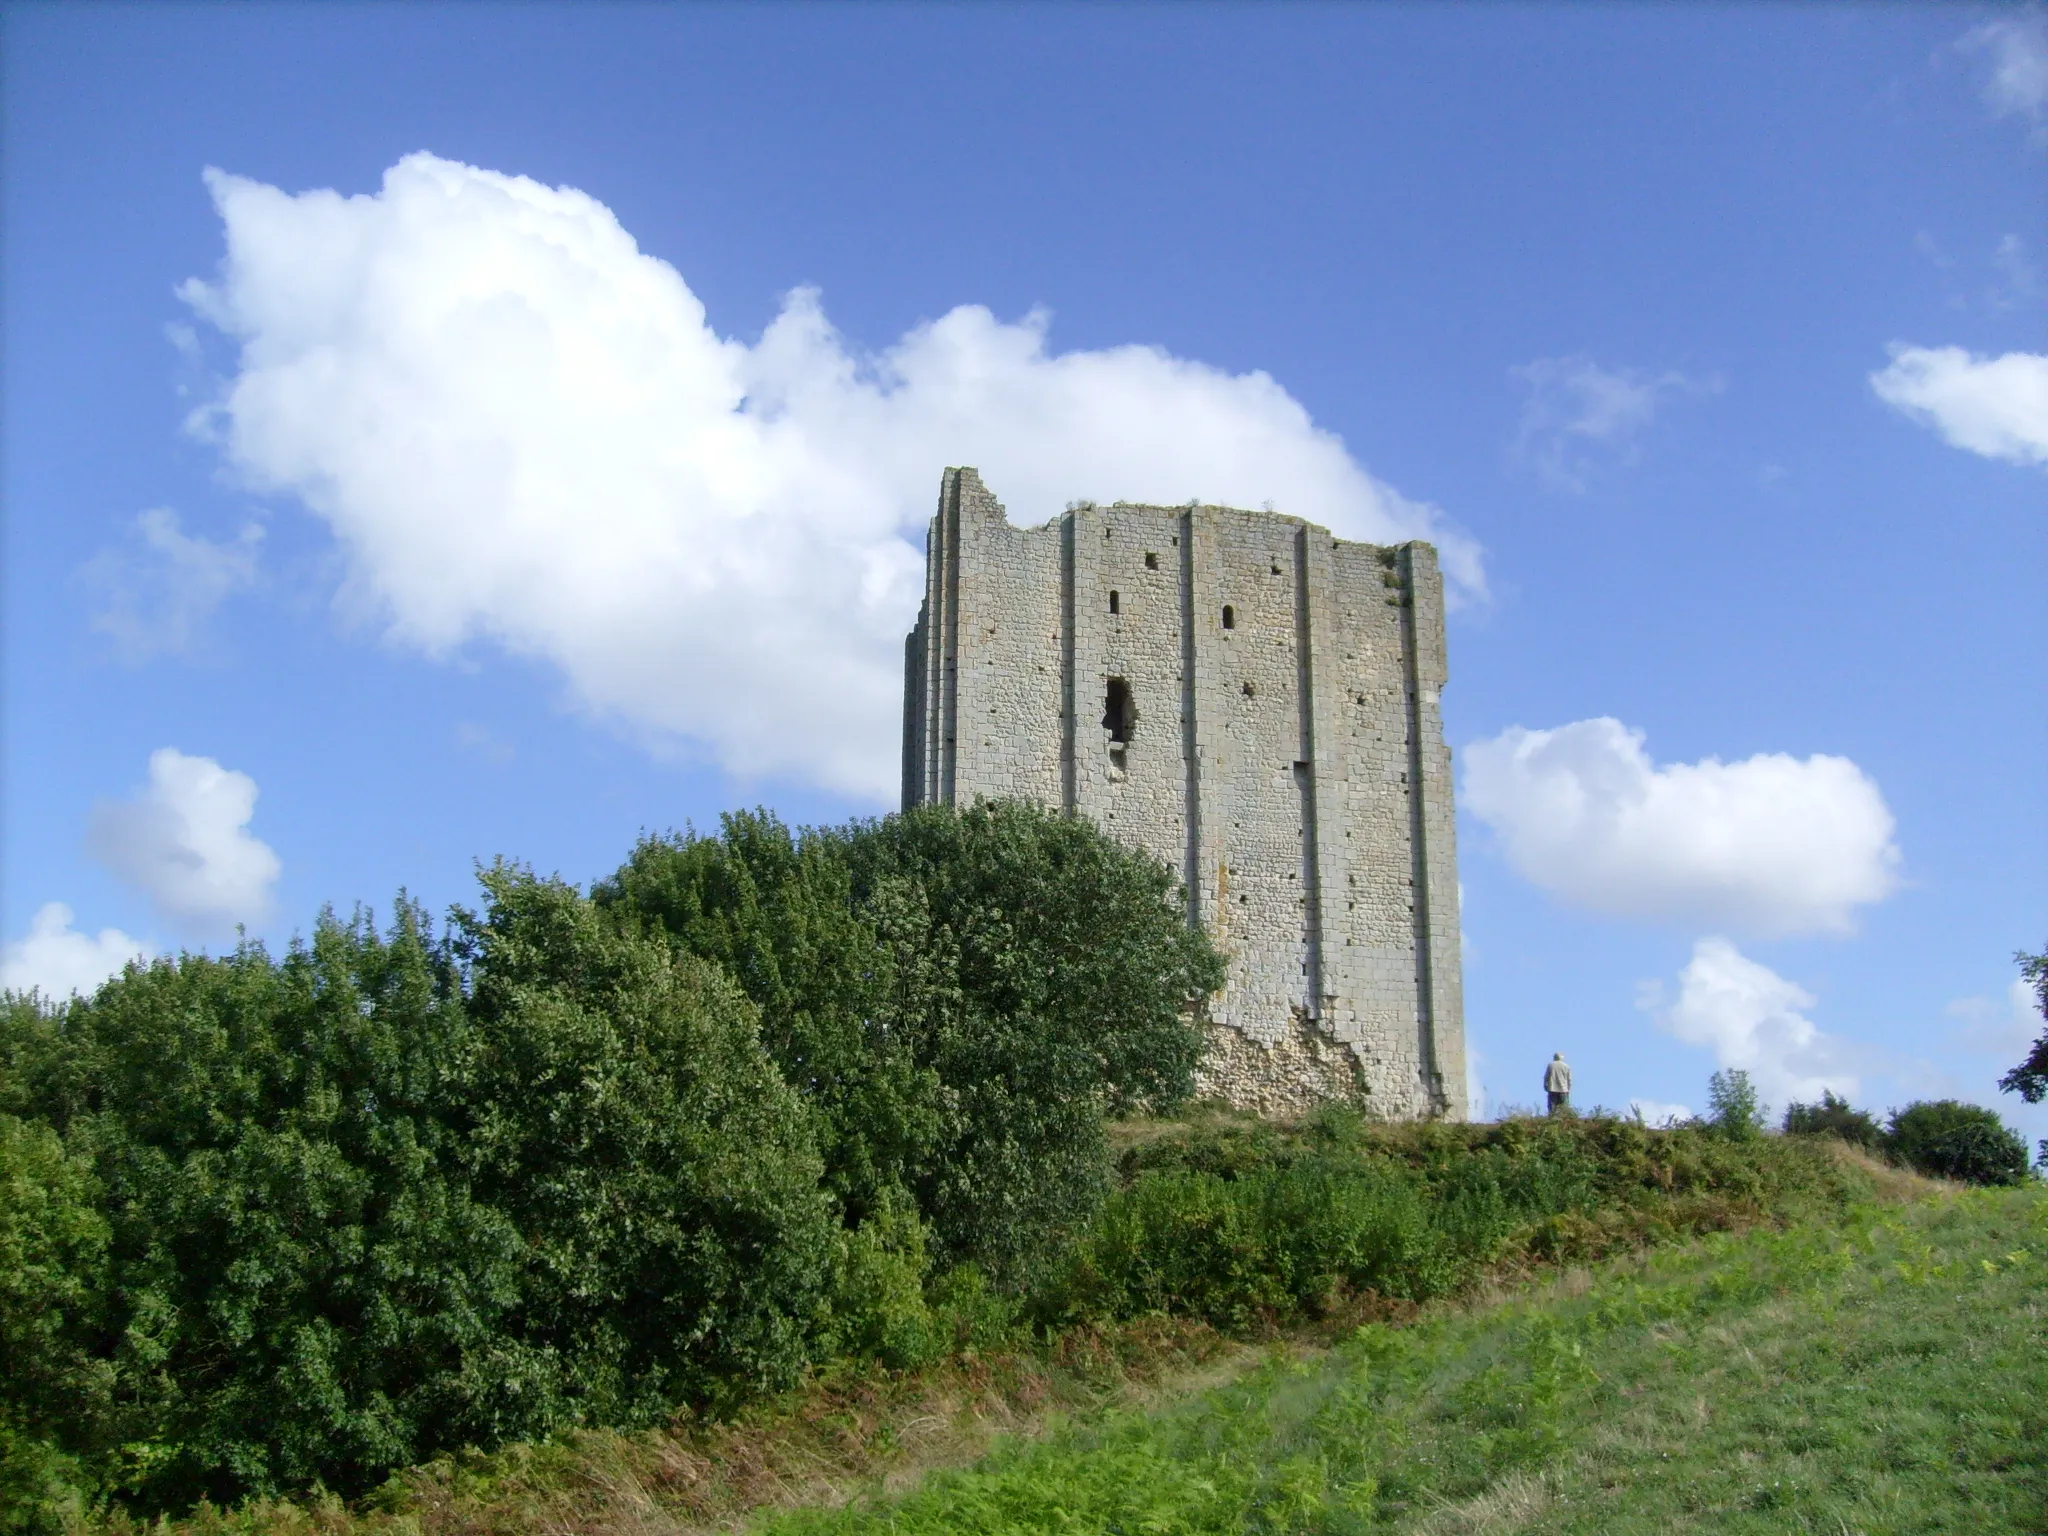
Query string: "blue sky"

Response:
xmin=5 ymin=3 xmax=2043 ymax=1134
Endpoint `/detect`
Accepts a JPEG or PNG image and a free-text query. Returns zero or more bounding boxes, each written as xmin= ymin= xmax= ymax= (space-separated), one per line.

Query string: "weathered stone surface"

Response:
xmin=904 ymin=467 xmax=1464 ymax=1120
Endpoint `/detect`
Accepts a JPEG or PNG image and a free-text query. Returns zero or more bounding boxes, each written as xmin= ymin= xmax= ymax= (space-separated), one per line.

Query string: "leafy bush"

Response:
xmin=597 ymin=801 xmax=1225 ymax=1280
xmin=0 ymin=876 xmax=835 ymax=1513
xmin=1782 ymin=1090 xmax=1882 ymax=1149
xmin=1707 ymin=1069 xmax=1765 ymax=1140
xmin=1045 ymin=1111 xmax=1870 ymax=1333
xmin=1884 ymin=1100 xmax=2031 ymax=1186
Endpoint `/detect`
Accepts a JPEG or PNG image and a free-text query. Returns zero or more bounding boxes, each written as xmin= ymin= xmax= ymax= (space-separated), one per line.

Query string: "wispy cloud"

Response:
xmin=1960 ymin=7 xmax=2048 ymax=139
xmin=1511 ymin=355 xmax=1720 ymax=491
xmin=80 ymin=507 xmax=261 ymax=661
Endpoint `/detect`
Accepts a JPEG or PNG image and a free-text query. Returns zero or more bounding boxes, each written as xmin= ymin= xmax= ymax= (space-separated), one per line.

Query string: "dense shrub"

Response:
xmin=0 ymin=875 xmax=833 ymax=1514
xmin=1885 ymin=1100 xmax=2031 ymax=1187
xmin=596 ymin=801 xmax=1226 ymax=1279
xmin=1045 ymin=1110 xmax=1870 ymax=1332
xmin=1783 ymin=1090 xmax=1882 ymax=1149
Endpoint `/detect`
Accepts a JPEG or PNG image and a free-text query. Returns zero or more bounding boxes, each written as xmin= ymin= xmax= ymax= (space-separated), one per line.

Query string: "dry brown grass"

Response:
xmin=157 ymin=1318 xmax=1267 ymax=1536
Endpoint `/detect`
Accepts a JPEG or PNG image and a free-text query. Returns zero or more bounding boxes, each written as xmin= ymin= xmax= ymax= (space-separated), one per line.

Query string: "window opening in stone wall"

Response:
xmin=1109 ymin=590 xmax=1120 ymax=615
xmin=1103 ymin=677 xmax=1137 ymax=745
xmin=1145 ymin=551 xmax=1159 ymax=569
xmin=1242 ymin=681 xmax=1255 ymax=698
xmin=1222 ymin=605 xmax=1235 ymax=629
xmin=1271 ymin=562 xmax=1281 ymax=575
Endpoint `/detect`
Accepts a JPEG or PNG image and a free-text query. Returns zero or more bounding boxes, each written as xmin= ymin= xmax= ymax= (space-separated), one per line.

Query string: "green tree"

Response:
xmin=600 ymin=801 xmax=1226 ymax=1281
xmin=455 ymin=865 xmax=835 ymax=1420
xmin=1782 ymin=1090 xmax=1881 ymax=1149
xmin=1886 ymin=1100 xmax=2030 ymax=1186
xmin=1706 ymin=1069 xmax=1765 ymax=1141
xmin=0 ymin=1112 xmax=112 ymax=1535
xmin=1996 ymin=946 xmax=2048 ymax=1103
xmin=592 ymin=812 xmax=940 ymax=1227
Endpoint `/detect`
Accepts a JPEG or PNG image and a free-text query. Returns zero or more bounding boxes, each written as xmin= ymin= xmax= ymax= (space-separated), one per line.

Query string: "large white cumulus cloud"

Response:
xmin=1462 ymin=718 xmax=1900 ymax=938
xmin=182 ymin=153 xmax=1477 ymax=800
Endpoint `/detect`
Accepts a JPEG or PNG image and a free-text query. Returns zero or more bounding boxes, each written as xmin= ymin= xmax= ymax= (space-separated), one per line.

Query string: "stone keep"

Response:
xmin=902 ymin=467 xmax=1464 ymax=1120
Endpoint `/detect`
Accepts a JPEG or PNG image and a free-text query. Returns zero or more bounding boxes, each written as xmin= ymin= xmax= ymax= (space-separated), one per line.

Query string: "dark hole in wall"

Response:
xmin=1145 ymin=552 xmax=1159 ymax=569
xmin=1109 ymin=589 xmax=1120 ymax=615
xmin=1222 ymin=605 xmax=1236 ymax=629
xmin=1103 ymin=677 xmax=1137 ymax=744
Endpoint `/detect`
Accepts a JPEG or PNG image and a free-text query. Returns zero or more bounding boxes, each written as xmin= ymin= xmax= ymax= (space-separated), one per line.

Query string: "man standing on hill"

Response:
xmin=1545 ymin=1053 xmax=1572 ymax=1115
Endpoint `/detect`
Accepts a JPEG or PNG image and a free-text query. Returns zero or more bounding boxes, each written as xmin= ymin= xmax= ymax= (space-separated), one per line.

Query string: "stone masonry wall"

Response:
xmin=905 ymin=467 xmax=1461 ymax=1120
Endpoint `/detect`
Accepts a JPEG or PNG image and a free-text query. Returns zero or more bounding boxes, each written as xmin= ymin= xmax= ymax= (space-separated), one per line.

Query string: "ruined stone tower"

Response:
xmin=902 ymin=468 xmax=1464 ymax=1119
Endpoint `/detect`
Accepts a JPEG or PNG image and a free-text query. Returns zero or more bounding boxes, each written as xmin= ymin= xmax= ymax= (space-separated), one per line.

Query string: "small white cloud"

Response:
xmin=1649 ymin=937 xmax=1866 ymax=1109
xmin=178 ymin=152 xmax=1481 ymax=803
xmin=0 ymin=903 xmax=149 ymax=999
xmin=1462 ymin=718 xmax=1901 ymax=939
xmin=80 ymin=508 xmax=262 ymax=661
xmin=87 ymin=749 xmax=281 ymax=935
xmin=1870 ymin=344 xmax=2048 ymax=467
xmin=1627 ymin=1098 xmax=1694 ymax=1128
xmin=1947 ymin=976 xmax=2045 ymax=1057
xmin=1511 ymin=355 xmax=1719 ymax=491
xmin=1960 ymin=8 xmax=2048 ymax=130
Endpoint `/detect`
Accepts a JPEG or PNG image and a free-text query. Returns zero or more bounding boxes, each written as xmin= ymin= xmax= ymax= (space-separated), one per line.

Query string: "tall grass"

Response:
xmin=769 ymin=1184 xmax=2048 ymax=1534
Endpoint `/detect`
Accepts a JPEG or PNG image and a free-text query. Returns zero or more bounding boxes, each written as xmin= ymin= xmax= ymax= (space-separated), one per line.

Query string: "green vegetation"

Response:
xmin=1780 ymin=1090 xmax=1881 ymax=1150
xmin=1884 ymin=1099 xmax=2031 ymax=1187
xmin=595 ymin=802 xmax=1225 ymax=1280
xmin=768 ymin=1185 xmax=2048 ymax=1535
xmin=51 ymin=1116 xmax=1893 ymax=1536
xmin=0 ymin=804 xmax=1221 ymax=1526
xmin=3 ymin=802 xmax=2039 ymax=1533
xmin=1045 ymin=1108 xmax=1868 ymax=1334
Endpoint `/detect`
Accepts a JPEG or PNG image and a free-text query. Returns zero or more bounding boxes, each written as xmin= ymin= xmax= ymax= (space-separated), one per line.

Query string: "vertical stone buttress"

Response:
xmin=903 ymin=468 xmax=1461 ymax=1119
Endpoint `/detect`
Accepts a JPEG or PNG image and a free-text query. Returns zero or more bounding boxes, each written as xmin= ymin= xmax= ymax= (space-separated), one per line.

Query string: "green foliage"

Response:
xmin=0 ymin=1113 xmax=110 ymax=1535
xmin=589 ymin=810 xmax=939 ymax=1227
xmin=1044 ymin=1112 xmax=1867 ymax=1334
xmin=764 ymin=1189 xmax=2048 ymax=1536
xmin=0 ymin=878 xmax=833 ymax=1515
xmin=822 ymin=1193 xmax=940 ymax=1371
xmin=1885 ymin=1099 xmax=2031 ymax=1187
xmin=1997 ymin=944 xmax=2048 ymax=1102
xmin=0 ymin=803 xmax=1223 ymax=1521
xmin=596 ymin=801 xmax=1225 ymax=1279
xmin=1706 ymin=1069 xmax=1765 ymax=1140
xmin=1782 ymin=1089 xmax=1881 ymax=1148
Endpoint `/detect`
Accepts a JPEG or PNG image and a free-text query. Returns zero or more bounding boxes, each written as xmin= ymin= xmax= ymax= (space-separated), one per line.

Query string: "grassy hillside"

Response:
xmin=768 ymin=1183 xmax=2047 ymax=1535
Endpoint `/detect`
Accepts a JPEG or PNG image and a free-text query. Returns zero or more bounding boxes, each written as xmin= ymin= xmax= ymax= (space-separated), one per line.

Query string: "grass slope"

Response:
xmin=766 ymin=1186 xmax=2048 ymax=1535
